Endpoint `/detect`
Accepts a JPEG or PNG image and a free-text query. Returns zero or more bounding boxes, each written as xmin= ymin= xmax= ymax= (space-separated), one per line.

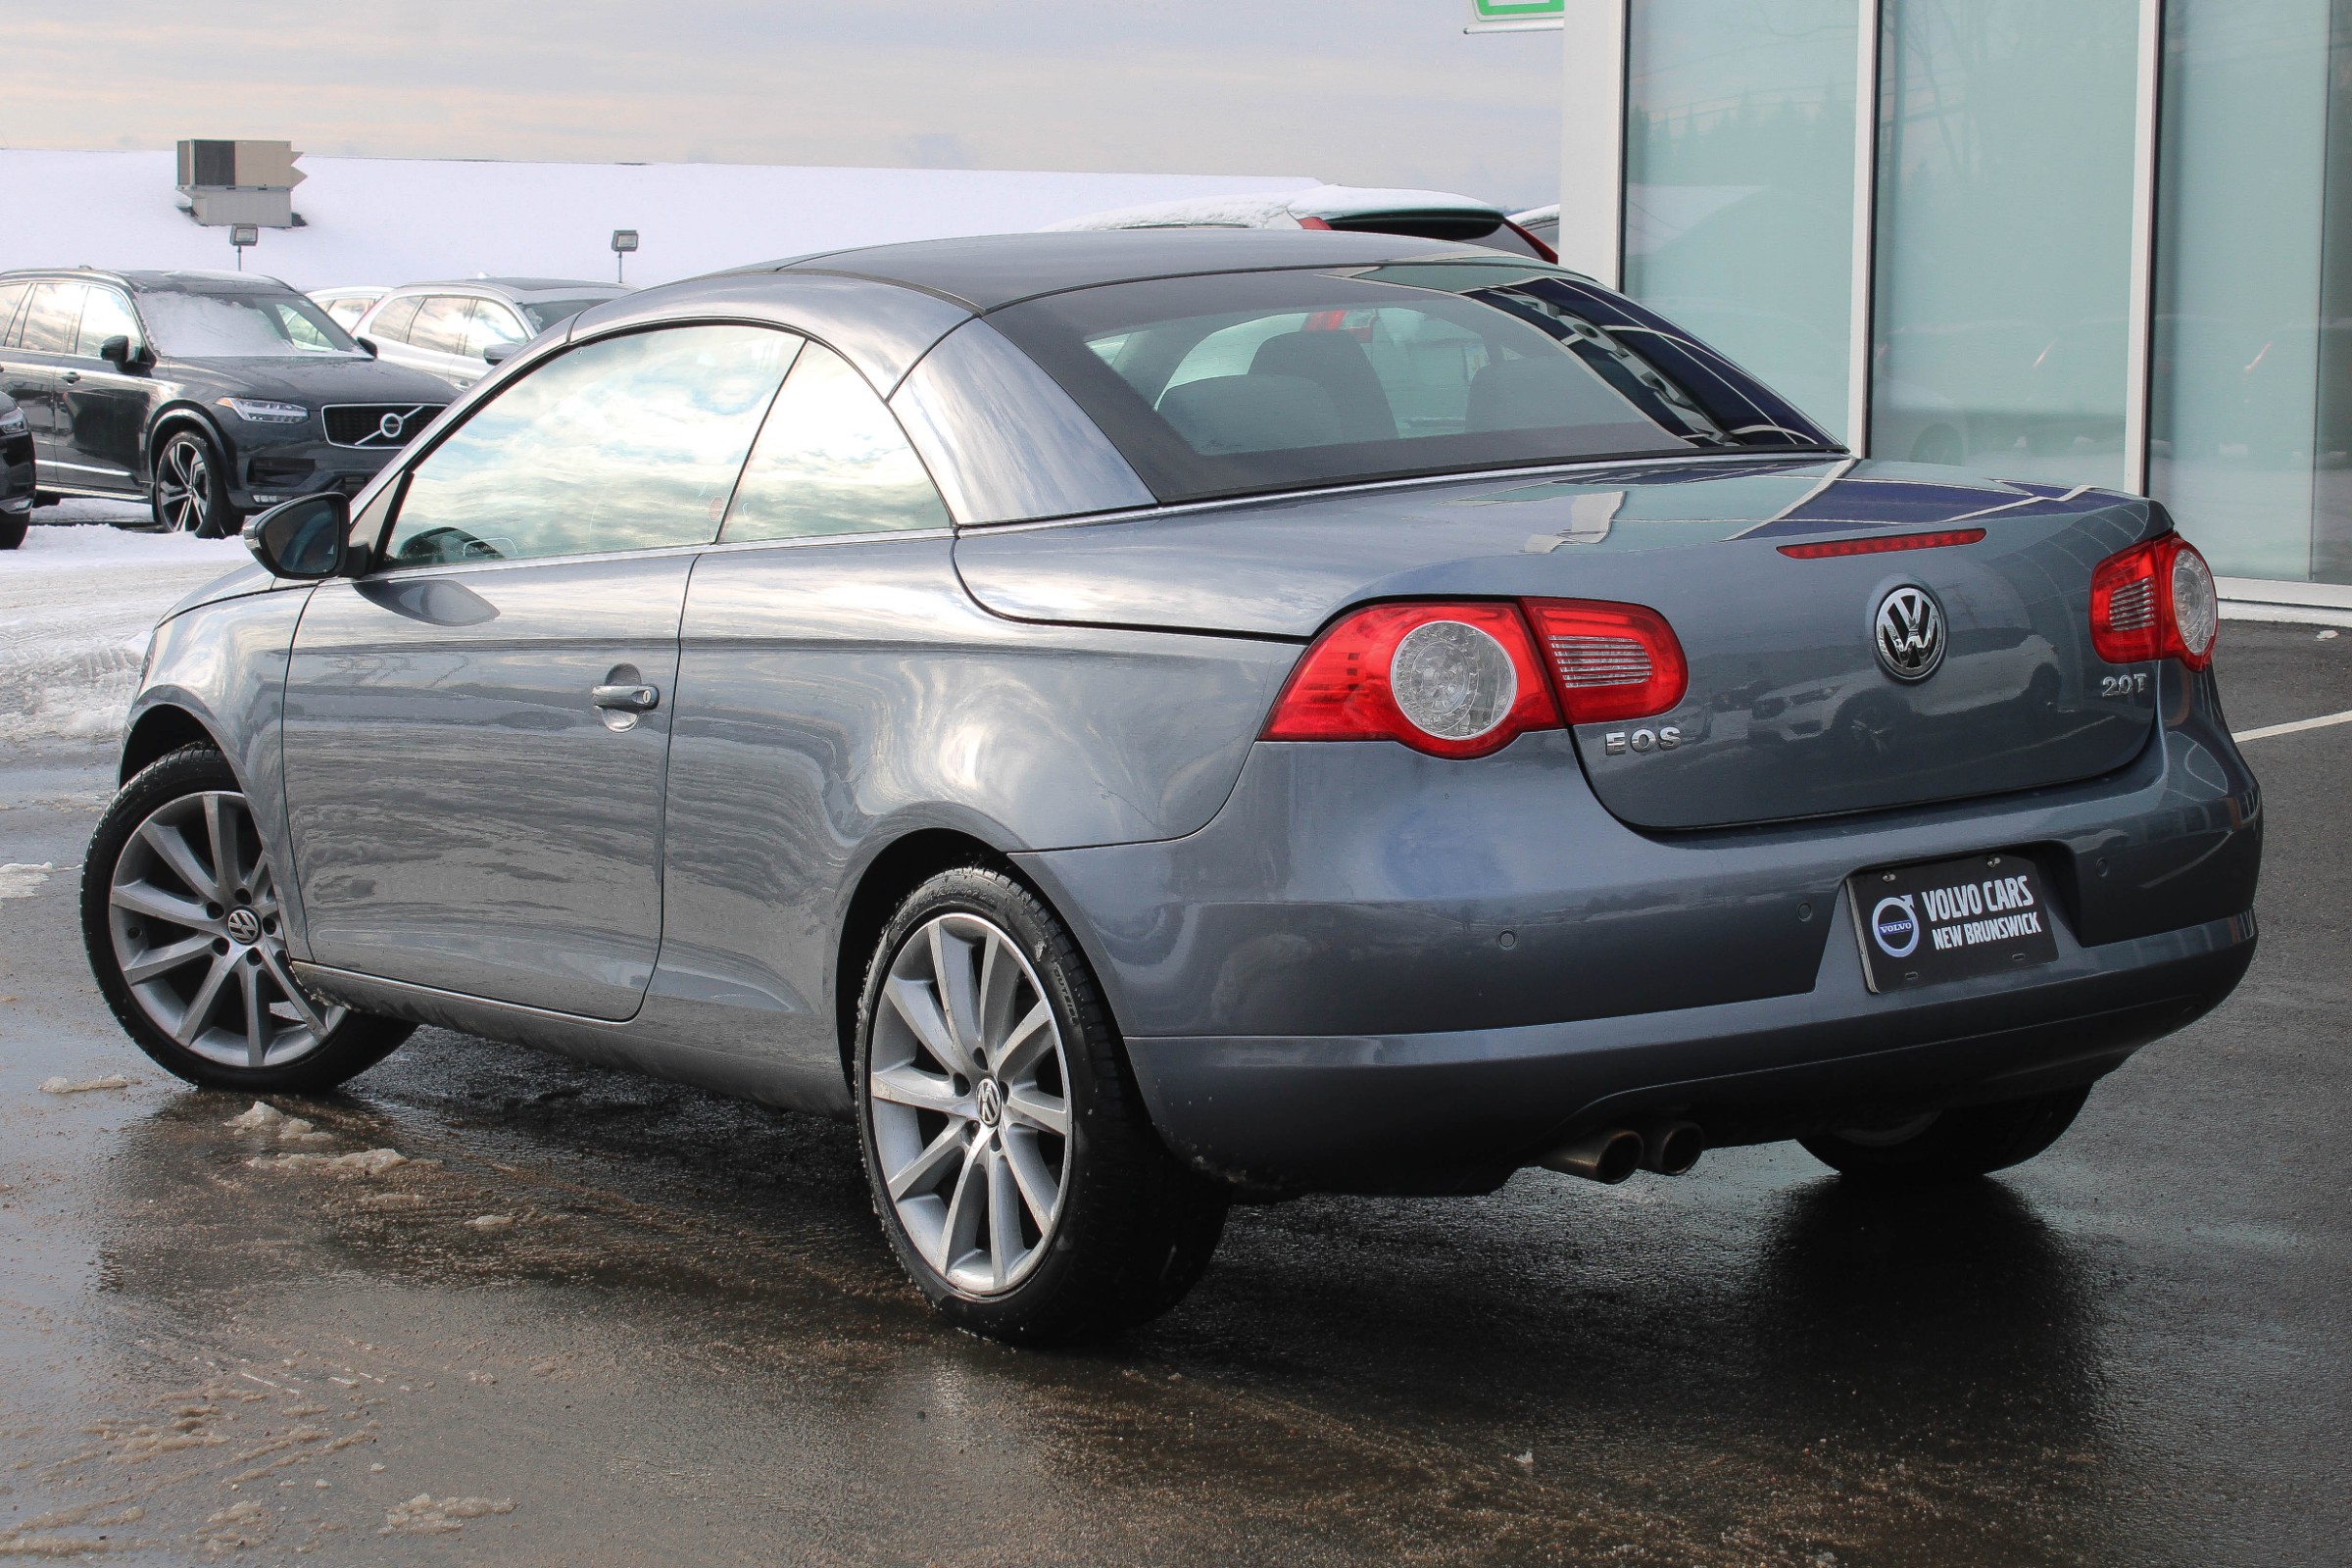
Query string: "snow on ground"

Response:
xmin=2 ymin=511 xmax=250 ymax=747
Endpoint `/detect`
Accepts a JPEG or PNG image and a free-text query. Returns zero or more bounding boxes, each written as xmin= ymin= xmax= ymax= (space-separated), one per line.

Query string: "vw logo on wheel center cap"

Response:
xmin=1873 ymin=584 xmax=1946 ymax=682
xmin=224 ymin=907 xmax=262 ymax=944
xmin=975 ymin=1078 xmax=1004 ymax=1126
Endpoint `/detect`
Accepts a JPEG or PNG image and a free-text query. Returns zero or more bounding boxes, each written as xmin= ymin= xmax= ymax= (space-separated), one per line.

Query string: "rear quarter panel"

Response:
xmin=651 ymin=534 xmax=1298 ymax=1089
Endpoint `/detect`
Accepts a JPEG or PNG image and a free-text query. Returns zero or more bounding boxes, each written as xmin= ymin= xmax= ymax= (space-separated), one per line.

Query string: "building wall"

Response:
xmin=1586 ymin=0 xmax=2352 ymax=589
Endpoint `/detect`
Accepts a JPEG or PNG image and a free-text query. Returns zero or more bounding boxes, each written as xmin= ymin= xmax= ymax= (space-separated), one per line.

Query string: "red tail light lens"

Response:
xmin=2091 ymin=534 xmax=2219 ymax=670
xmin=1524 ymin=599 xmax=1690 ymax=723
xmin=1263 ymin=602 xmax=1560 ymax=759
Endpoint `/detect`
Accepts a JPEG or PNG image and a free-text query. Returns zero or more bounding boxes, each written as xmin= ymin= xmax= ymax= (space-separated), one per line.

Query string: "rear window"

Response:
xmin=987 ymin=264 xmax=1835 ymax=505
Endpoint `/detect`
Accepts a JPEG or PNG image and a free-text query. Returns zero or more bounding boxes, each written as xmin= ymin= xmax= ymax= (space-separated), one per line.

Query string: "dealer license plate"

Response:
xmin=1849 ymin=852 xmax=2060 ymax=994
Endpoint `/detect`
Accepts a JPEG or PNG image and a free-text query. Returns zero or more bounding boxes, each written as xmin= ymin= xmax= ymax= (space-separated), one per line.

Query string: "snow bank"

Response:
xmin=0 ymin=150 xmax=1317 ymax=292
xmin=0 ymin=514 xmax=249 ymax=746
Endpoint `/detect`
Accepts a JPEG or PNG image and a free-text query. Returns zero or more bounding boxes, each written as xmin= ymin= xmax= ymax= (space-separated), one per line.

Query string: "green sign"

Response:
xmin=1466 ymin=0 xmax=1563 ymax=31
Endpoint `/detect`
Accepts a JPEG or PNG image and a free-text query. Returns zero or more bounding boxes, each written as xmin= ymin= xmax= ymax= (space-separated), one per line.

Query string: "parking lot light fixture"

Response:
xmin=229 ymin=224 xmax=259 ymax=270
xmin=612 ymin=228 xmax=639 ymax=283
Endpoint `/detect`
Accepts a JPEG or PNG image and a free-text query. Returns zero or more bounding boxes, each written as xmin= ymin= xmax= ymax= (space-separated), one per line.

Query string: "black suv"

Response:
xmin=0 ymin=270 xmax=453 ymax=536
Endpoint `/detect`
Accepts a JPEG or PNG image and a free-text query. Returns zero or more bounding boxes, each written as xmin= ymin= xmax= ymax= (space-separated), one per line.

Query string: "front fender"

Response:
xmin=132 ymin=588 xmax=313 ymax=956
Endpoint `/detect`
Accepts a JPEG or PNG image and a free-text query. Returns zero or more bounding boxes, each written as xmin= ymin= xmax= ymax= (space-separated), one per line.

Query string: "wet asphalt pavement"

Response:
xmin=2 ymin=622 xmax=2347 ymax=1566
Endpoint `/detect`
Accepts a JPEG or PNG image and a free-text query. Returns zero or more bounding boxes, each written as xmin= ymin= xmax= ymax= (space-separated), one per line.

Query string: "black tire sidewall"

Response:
xmin=80 ymin=744 xmax=410 ymax=1092
xmin=1800 ymin=1086 xmax=2091 ymax=1185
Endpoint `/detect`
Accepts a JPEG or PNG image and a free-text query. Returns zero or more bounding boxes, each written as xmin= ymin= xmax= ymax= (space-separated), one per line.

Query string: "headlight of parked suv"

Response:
xmin=0 ymin=407 xmax=27 ymax=436
xmin=220 ymin=398 xmax=311 ymax=424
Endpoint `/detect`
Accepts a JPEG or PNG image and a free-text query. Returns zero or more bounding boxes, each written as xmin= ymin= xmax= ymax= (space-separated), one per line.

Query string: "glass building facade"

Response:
xmin=1577 ymin=0 xmax=2352 ymax=593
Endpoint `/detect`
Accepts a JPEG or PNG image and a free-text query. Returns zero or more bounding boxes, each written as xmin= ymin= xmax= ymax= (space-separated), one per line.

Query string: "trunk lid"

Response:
xmin=954 ymin=458 xmax=2162 ymax=829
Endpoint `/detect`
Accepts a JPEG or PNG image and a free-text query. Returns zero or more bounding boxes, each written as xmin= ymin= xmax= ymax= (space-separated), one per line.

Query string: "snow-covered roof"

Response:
xmin=0 ymin=150 xmax=1317 ymax=293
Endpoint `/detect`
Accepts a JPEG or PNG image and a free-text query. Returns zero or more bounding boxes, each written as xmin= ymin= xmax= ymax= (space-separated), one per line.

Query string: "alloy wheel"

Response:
xmin=866 ymin=912 xmax=1072 ymax=1296
xmin=156 ymin=437 xmax=212 ymax=534
xmin=106 ymin=790 xmax=343 ymax=1069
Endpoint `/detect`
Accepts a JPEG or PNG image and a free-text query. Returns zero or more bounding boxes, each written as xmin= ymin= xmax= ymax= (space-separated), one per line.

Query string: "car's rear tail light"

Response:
xmin=1523 ymin=599 xmax=1690 ymax=723
xmin=1263 ymin=602 xmax=1560 ymax=759
xmin=1776 ymin=527 xmax=1984 ymax=560
xmin=2091 ymin=534 xmax=2219 ymax=669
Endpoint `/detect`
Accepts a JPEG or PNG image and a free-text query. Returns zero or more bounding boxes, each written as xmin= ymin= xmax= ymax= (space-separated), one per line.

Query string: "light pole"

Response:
xmin=612 ymin=229 xmax=640 ymax=285
xmin=230 ymin=224 xmax=259 ymax=271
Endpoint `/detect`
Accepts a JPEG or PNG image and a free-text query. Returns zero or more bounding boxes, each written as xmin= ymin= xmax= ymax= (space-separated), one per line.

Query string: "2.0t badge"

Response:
xmin=1873 ymin=584 xmax=1946 ymax=682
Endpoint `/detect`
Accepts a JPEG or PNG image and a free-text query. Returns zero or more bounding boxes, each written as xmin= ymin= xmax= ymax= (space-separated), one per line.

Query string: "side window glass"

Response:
xmin=0 ymin=283 xmax=30 ymax=348
xmin=368 ymin=295 xmax=422 ymax=344
xmin=408 ymin=296 xmax=475 ymax=356
xmin=461 ymin=301 xmax=526 ymax=359
xmin=323 ymin=297 xmax=370 ymax=330
xmin=720 ymin=342 xmax=951 ymax=542
xmin=75 ymin=289 xmax=144 ymax=358
xmin=384 ymin=324 xmax=795 ymax=566
xmin=19 ymin=283 xmax=88 ymax=354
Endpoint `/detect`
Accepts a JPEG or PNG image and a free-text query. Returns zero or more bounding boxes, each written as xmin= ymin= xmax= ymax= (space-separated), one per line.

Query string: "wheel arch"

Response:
xmin=144 ymin=405 xmax=230 ymax=484
xmin=832 ymin=828 xmax=1028 ymax=1091
xmin=120 ymin=703 xmax=224 ymax=785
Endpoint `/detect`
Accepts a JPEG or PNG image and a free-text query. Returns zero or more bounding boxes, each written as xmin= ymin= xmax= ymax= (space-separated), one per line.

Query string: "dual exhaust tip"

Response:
xmin=1539 ymin=1121 xmax=1704 ymax=1185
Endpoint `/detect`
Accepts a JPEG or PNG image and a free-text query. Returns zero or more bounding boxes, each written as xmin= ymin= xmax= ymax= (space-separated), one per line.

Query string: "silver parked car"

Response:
xmin=1054 ymin=182 xmax=1557 ymax=261
xmin=307 ymin=286 xmax=387 ymax=332
xmin=82 ymin=230 xmax=2259 ymax=1344
xmin=352 ymin=278 xmax=629 ymax=390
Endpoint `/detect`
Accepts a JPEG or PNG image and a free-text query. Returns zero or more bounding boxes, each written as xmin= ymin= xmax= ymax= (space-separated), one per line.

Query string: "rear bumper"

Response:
xmin=1015 ymin=665 xmax=2260 ymax=1194
xmin=1118 ymin=906 xmax=2251 ymax=1194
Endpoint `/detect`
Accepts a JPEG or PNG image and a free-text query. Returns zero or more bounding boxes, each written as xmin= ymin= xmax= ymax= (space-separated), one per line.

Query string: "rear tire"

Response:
xmin=0 ymin=513 xmax=24 ymax=550
xmin=855 ymin=866 xmax=1228 ymax=1345
xmin=81 ymin=744 xmax=412 ymax=1092
xmin=1799 ymin=1086 xmax=2090 ymax=1186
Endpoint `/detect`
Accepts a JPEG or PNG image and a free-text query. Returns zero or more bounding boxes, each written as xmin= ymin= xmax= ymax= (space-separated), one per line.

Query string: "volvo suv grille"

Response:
xmin=324 ymin=404 xmax=438 ymax=449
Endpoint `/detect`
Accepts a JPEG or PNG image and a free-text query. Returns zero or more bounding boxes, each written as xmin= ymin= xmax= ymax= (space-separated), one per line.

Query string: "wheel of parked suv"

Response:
xmin=854 ymin=866 xmax=1228 ymax=1344
xmin=0 ymin=513 xmax=24 ymax=550
xmin=151 ymin=428 xmax=236 ymax=537
xmin=81 ymin=744 xmax=413 ymax=1091
xmin=1799 ymin=1086 xmax=2091 ymax=1185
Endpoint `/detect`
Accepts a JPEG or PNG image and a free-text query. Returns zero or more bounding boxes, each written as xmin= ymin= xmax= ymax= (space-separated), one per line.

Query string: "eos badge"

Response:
xmin=1602 ymin=725 xmax=1682 ymax=757
xmin=1873 ymin=585 xmax=1945 ymax=682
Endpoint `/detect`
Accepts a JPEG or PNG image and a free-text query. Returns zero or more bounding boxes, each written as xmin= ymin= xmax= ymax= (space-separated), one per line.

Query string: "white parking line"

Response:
xmin=2232 ymin=708 xmax=2352 ymax=743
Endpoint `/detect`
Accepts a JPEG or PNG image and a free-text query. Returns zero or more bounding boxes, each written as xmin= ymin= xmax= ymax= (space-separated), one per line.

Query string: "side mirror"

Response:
xmin=244 ymin=493 xmax=350 ymax=580
xmin=355 ymin=335 xmax=380 ymax=359
xmin=99 ymin=335 xmax=146 ymax=369
xmin=481 ymin=340 xmax=519 ymax=366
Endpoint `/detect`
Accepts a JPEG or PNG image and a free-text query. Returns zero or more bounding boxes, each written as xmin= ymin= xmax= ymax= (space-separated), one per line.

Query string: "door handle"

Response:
xmin=590 ymin=683 xmax=661 ymax=712
xmin=59 ymin=370 xmax=80 ymax=384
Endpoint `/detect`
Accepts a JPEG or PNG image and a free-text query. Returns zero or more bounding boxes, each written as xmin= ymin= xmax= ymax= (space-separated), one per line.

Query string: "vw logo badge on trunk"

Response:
xmin=1873 ymin=584 xmax=1946 ymax=682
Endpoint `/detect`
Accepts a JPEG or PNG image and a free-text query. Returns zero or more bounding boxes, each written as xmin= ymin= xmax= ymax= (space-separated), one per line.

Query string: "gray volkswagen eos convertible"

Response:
xmin=81 ymin=230 xmax=2260 ymax=1343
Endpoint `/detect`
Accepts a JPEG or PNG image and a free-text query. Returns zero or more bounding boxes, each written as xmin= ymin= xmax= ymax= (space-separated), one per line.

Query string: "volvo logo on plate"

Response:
xmin=1870 ymin=894 xmax=1921 ymax=957
xmin=376 ymin=412 xmax=407 ymax=442
xmin=1873 ymin=584 xmax=1946 ymax=681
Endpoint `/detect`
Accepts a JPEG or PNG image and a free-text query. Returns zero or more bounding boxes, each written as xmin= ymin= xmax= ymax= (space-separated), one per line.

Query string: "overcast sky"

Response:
xmin=2 ymin=1 xmax=1564 ymax=210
